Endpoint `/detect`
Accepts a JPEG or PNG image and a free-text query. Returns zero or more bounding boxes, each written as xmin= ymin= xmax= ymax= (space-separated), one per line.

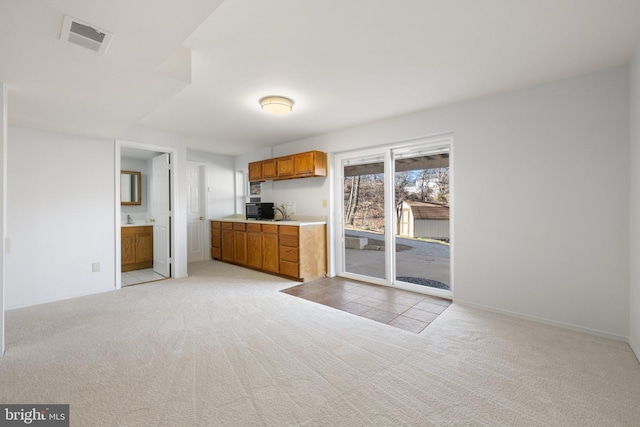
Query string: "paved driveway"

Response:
xmin=344 ymin=230 xmax=450 ymax=287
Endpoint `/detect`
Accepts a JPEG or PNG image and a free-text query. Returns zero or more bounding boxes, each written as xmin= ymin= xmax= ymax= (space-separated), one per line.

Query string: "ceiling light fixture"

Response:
xmin=260 ymin=96 xmax=294 ymax=115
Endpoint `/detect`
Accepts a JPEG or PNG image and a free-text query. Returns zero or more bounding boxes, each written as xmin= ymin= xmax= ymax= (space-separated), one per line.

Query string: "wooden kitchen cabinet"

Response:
xmin=211 ymin=220 xmax=326 ymax=282
xmin=248 ymin=161 xmax=262 ymax=182
xmin=248 ymin=151 xmax=327 ymax=182
xmin=293 ymin=151 xmax=327 ymax=176
xmin=121 ymin=226 xmax=153 ymax=272
xmin=233 ymin=223 xmax=247 ymax=265
xmin=278 ymin=224 xmax=326 ymax=281
xmin=211 ymin=221 xmax=222 ymax=259
xmin=246 ymin=223 xmax=262 ymax=269
xmin=261 ymin=159 xmax=278 ymax=179
xmin=221 ymin=222 xmax=234 ymax=262
xmin=276 ymin=155 xmax=294 ymax=178
xmin=261 ymin=224 xmax=279 ymax=273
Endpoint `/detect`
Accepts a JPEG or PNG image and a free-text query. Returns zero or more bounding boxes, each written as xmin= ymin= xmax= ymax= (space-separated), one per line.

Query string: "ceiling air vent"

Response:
xmin=60 ymin=15 xmax=113 ymax=55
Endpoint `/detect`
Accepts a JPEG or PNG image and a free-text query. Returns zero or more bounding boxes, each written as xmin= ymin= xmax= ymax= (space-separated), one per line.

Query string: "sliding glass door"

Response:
xmin=337 ymin=138 xmax=452 ymax=296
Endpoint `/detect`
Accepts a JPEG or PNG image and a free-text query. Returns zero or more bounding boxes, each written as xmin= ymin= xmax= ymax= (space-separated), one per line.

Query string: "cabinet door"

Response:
xmin=293 ymin=151 xmax=316 ymax=175
xmin=246 ymin=231 xmax=262 ymax=269
xmin=234 ymin=230 xmax=247 ymax=265
xmin=121 ymin=234 xmax=136 ymax=265
xmin=262 ymin=232 xmax=279 ymax=273
xmin=277 ymin=155 xmax=294 ymax=178
xmin=221 ymin=229 xmax=234 ymax=262
xmin=262 ymin=159 xmax=277 ymax=179
xmin=248 ymin=161 xmax=262 ymax=182
xmin=136 ymin=232 xmax=153 ymax=263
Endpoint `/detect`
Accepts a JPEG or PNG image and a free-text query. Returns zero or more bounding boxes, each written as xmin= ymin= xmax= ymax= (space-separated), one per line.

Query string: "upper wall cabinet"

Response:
xmin=249 ymin=150 xmax=327 ymax=182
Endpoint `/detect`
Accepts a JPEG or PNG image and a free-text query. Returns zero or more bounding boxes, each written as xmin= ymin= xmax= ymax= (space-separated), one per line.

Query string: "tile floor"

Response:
xmin=281 ymin=277 xmax=451 ymax=333
xmin=122 ymin=268 xmax=166 ymax=287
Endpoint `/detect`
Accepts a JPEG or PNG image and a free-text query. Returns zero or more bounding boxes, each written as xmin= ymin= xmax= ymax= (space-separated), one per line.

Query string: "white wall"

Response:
xmin=186 ymin=149 xmax=236 ymax=218
xmin=234 ymin=147 xmax=274 ymax=210
xmin=7 ymin=127 xmax=116 ymax=309
xmin=271 ymin=66 xmax=631 ymax=339
xmin=630 ymin=45 xmax=640 ymax=359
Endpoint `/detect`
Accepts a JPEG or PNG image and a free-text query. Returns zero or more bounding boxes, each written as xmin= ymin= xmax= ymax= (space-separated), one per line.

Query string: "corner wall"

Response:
xmin=273 ymin=66 xmax=631 ymax=339
xmin=630 ymin=44 xmax=640 ymax=359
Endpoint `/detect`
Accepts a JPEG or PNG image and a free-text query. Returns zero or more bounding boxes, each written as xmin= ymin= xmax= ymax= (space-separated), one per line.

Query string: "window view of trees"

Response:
xmin=344 ymin=167 xmax=449 ymax=233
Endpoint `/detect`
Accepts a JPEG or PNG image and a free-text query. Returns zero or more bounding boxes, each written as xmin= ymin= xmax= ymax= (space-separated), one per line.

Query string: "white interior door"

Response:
xmin=187 ymin=163 xmax=206 ymax=262
xmin=151 ymin=153 xmax=171 ymax=277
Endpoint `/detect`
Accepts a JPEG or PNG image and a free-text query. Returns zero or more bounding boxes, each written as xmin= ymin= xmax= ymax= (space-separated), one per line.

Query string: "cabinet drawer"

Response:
xmin=221 ymin=222 xmax=233 ymax=230
xmin=121 ymin=225 xmax=152 ymax=235
xmin=279 ymin=246 xmax=298 ymax=262
xmin=279 ymin=225 xmax=298 ymax=236
xmin=211 ymin=221 xmax=221 ymax=229
xmin=279 ymin=234 xmax=298 ymax=247
xmin=280 ymin=260 xmax=299 ymax=278
xmin=211 ymin=236 xmax=221 ymax=248
xmin=246 ymin=223 xmax=261 ymax=233
xmin=211 ymin=248 xmax=221 ymax=259
xmin=262 ymin=224 xmax=278 ymax=234
xmin=233 ymin=222 xmax=246 ymax=231
xmin=211 ymin=228 xmax=221 ymax=237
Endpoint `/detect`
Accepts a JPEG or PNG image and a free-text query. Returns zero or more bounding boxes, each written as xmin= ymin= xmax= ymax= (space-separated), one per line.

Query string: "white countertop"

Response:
xmin=212 ymin=215 xmax=326 ymax=226
xmin=121 ymin=223 xmax=152 ymax=227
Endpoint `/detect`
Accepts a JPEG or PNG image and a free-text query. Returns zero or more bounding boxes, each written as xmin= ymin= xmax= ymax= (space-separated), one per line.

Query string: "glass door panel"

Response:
xmin=393 ymin=149 xmax=450 ymax=291
xmin=342 ymin=155 xmax=386 ymax=280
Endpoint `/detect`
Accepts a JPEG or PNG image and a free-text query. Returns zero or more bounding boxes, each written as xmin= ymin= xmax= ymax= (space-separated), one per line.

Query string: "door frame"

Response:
xmin=115 ymin=140 xmax=178 ymax=290
xmin=333 ymin=134 xmax=454 ymax=299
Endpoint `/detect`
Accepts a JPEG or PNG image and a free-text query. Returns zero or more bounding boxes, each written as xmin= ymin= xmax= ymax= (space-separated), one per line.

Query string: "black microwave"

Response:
xmin=245 ymin=202 xmax=274 ymax=220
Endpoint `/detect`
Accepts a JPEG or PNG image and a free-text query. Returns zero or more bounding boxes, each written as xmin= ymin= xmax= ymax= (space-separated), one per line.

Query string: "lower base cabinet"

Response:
xmin=211 ymin=220 xmax=326 ymax=282
xmin=121 ymin=226 xmax=153 ymax=272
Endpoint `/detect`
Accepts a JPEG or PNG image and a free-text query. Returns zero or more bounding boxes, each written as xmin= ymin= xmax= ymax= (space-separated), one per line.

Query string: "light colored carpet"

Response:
xmin=1 ymin=261 xmax=639 ymax=426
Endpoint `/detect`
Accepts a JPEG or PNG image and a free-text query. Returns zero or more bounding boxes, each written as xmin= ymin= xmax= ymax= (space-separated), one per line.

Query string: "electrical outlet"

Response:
xmin=92 ymin=262 xmax=100 ymax=273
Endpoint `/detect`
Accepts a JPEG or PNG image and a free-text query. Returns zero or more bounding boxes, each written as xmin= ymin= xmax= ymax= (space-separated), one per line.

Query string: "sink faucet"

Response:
xmin=127 ymin=214 xmax=134 ymax=224
xmin=273 ymin=204 xmax=287 ymax=221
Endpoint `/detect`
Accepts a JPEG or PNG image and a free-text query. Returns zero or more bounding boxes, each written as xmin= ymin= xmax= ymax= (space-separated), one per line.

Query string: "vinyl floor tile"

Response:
xmin=282 ymin=277 xmax=451 ymax=333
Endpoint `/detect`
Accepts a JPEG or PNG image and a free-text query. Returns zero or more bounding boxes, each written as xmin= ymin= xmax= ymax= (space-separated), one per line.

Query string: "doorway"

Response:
xmin=117 ymin=145 xmax=173 ymax=287
xmin=335 ymin=137 xmax=452 ymax=298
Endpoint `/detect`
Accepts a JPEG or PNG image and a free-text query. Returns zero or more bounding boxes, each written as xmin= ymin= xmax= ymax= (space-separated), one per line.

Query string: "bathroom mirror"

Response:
xmin=121 ymin=171 xmax=141 ymax=205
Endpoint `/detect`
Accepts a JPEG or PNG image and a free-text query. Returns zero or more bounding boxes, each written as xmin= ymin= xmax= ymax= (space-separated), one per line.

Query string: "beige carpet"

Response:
xmin=1 ymin=261 xmax=639 ymax=426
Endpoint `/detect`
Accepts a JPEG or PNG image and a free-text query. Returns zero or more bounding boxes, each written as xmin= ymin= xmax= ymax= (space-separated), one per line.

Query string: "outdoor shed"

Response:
xmin=398 ymin=200 xmax=450 ymax=240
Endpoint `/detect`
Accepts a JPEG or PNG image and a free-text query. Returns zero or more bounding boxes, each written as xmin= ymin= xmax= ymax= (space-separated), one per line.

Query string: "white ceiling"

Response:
xmin=2 ymin=0 xmax=640 ymax=156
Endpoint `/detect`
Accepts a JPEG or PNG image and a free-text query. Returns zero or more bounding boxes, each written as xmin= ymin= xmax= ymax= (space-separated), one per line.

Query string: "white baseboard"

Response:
xmin=454 ymin=299 xmax=629 ymax=343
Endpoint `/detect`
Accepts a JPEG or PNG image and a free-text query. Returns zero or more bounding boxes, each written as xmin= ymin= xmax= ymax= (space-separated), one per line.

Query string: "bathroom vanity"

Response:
xmin=121 ymin=225 xmax=153 ymax=272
